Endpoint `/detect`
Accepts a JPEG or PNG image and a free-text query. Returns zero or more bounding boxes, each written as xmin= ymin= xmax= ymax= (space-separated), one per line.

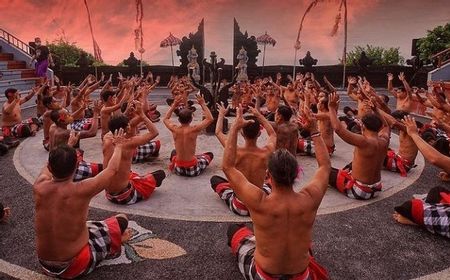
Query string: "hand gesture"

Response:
xmin=300 ymin=107 xmax=318 ymax=132
xmin=112 ymin=128 xmax=128 ymax=147
xmin=100 ymin=72 xmax=105 ymax=82
xmin=217 ymin=102 xmax=229 ymax=116
xmin=398 ymin=72 xmax=405 ymax=81
xmin=402 ymin=115 xmax=418 ymax=136
xmin=132 ymin=100 xmax=144 ymax=116
xmin=387 ymin=73 xmax=393 ymax=81
xmin=328 ymin=92 xmax=340 ymax=110
xmin=68 ymin=131 xmax=80 ymax=147
xmin=196 ymin=92 xmax=206 ymax=105
xmin=276 ymin=73 xmax=282 ymax=80
xmin=348 ymin=76 xmax=357 ymax=85
xmin=234 ymin=105 xmax=254 ymax=129
xmin=248 ymin=106 xmax=263 ymax=120
xmin=155 ymin=76 xmax=161 ymax=83
xmin=287 ymin=74 xmax=293 ymax=81
xmin=118 ymin=72 xmax=124 ymax=80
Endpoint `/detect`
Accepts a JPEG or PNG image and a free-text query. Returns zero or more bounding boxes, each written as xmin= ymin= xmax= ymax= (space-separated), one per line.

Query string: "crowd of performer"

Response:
xmin=1 ymin=69 xmax=449 ymax=279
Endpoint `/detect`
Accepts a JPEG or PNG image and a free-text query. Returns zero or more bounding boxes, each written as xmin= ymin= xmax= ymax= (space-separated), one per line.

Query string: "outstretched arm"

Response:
xmin=249 ymin=107 xmax=276 ymax=152
xmin=222 ymin=107 xmax=264 ymax=210
xmin=126 ymin=101 xmax=159 ymax=147
xmin=79 ymin=100 xmax=101 ymax=139
xmin=215 ymin=103 xmax=229 ymax=147
xmin=193 ymin=94 xmax=213 ymax=131
xmin=163 ymin=96 xmax=182 ymax=132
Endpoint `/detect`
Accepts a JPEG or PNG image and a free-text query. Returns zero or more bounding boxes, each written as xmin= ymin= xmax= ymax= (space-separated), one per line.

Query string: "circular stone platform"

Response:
xmin=14 ymin=105 xmax=424 ymax=222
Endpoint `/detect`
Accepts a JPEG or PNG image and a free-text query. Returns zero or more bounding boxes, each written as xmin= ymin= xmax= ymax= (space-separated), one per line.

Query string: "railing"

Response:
xmin=430 ymin=47 xmax=450 ymax=68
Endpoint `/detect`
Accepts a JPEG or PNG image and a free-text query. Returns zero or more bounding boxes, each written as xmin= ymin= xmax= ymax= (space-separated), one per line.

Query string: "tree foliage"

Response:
xmin=345 ymin=44 xmax=404 ymax=66
xmin=46 ymin=36 xmax=96 ymax=66
xmin=417 ymin=23 xmax=450 ymax=61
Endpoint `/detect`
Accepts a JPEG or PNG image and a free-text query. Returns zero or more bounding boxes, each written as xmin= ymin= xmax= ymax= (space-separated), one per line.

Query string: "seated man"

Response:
xmin=2 ymin=88 xmax=40 ymax=139
xmin=163 ymin=94 xmax=214 ymax=177
xmin=393 ymin=115 xmax=450 ymax=238
xmin=211 ymin=104 xmax=276 ymax=216
xmin=102 ymin=101 xmax=165 ymax=205
xmin=328 ymin=93 xmax=390 ymax=200
xmin=34 ymin=141 xmax=130 ymax=279
xmin=100 ymin=89 xmax=129 ymax=139
xmin=48 ymin=101 xmax=103 ymax=182
xmin=272 ymin=105 xmax=298 ymax=156
xmin=224 ymin=106 xmax=330 ymax=279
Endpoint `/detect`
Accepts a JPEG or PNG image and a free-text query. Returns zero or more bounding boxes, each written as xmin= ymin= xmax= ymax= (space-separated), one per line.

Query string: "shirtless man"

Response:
xmin=70 ymin=74 xmax=103 ymax=131
xmin=100 ymin=90 xmax=129 ymax=138
xmin=388 ymin=72 xmax=415 ymax=112
xmin=271 ymin=105 xmax=298 ymax=156
xmin=48 ymin=101 xmax=103 ymax=182
xmin=2 ymin=88 xmax=39 ymax=139
xmin=102 ymin=102 xmax=165 ymax=205
xmin=164 ymin=94 xmax=214 ymax=177
xmin=224 ymin=106 xmax=331 ymax=279
xmin=393 ymin=116 xmax=450 ymax=239
xmin=282 ymin=82 xmax=300 ymax=110
xmin=328 ymin=93 xmax=391 ymax=200
xmin=211 ymin=104 xmax=276 ymax=216
xmin=34 ymin=138 xmax=130 ymax=279
xmin=379 ymin=110 xmax=418 ymax=177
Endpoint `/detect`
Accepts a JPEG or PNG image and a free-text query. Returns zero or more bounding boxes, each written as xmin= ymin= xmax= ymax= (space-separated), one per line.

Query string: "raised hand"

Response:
xmin=68 ymin=131 xmax=80 ymax=147
xmin=234 ymin=105 xmax=254 ymax=129
xmin=155 ymin=76 xmax=161 ymax=83
xmin=301 ymin=107 xmax=318 ymax=132
xmin=93 ymin=100 xmax=103 ymax=113
xmin=112 ymin=128 xmax=128 ymax=146
xmin=196 ymin=92 xmax=206 ymax=105
xmin=387 ymin=73 xmax=393 ymax=81
xmin=217 ymin=102 xmax=229 ymax=116
xmin=348 ymin=76 xmax=357 ymax=85
xmin=398 ymin=72 xmax=405 ymax=81
xmin=328 ymin=92 xmax=340 ymax=110
xmin=248 ymin=106 xmax=263 ymax=119
xmin=402 ymin=115 xmax=418 ymax=136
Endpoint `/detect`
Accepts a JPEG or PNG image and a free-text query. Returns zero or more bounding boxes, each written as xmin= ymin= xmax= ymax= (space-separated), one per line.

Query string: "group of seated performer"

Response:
xmin=1 ymin=68 xmax=446 ymax=279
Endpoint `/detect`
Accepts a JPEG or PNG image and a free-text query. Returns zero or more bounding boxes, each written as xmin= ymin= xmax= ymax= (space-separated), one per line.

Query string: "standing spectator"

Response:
xmin=30 ymin=37 xmax=54 ymax=83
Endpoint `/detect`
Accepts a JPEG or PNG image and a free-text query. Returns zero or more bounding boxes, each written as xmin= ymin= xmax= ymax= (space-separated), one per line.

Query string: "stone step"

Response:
xmin=0 ymin=53 xmax=14 ymax=61
xmin=0 ymin=77 xmax=38 ymax=94
xmin=0 ymin=69 xmax=35 ymax=81
xmin=0 ymin=60 xmax=27 ymax=70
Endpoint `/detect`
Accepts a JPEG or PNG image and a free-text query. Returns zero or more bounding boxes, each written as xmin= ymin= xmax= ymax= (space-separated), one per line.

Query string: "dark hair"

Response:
xmin=242 ymin=116 xmax=260 ymax=139
xmin=178 ymin=108 xmax=193 ymax=124
xmin=4 ymin=88 xmax=17 ymax=98
xmin=120 ymin=102 xmax=128 ymax=113
xmin=391 ymin=110 xmax=409 ymax=121
xmin=434 ymin=138 xmax=450 ymax=157
xmin=19 ymin=125 xmax=32 ymax=138
xmin=101 ymin=90 xmax=116 ymax=102
xmin=50 ymin=110 xmax=61 ymax=123
xmin=43 ymin=96 xmax=54 ymax=108
xmin=310 ymin=104 xmax=318 ymax=114
xmin=343 ymin=106 xmax=355 ymax=115
xmin=277 ymin=105 xmax=293 ymax=122
xmin=381 ymin=94 xmax=389 ymax=104
xmin=108 ymin=115 xmax=129 ymax=133
xmin=268 ymin=149 xmax=298 ymax=187
xmin=48 ymin=144 xmax=77 ymax=179
xmin=361 ymin=113 xmax=383 ymax=132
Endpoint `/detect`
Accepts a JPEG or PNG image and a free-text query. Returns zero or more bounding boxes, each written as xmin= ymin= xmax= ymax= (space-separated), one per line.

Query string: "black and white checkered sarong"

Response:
xmin=70 ymin=118 xmax=92 ymax=131
xmin=173 ymin=154 xmax=212 ymax=177
xmin=423 ymin=202 xmax=450 ymax=238
xmin=132 ymin=140 xmax=160 ymax=163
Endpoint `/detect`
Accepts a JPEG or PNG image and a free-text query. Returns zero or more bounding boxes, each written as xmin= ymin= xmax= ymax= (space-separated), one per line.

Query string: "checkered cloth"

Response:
xmin=105 ymin=171 xmax=157 ymax=205
xmin=229 ymin=226 xmax=328 ymax=280
xmin=132 ymin=140 xmax=161 ymax=163
xmin=383 ymin=149 xmax=414 ymax=177
xmin=212 ymin=175 xmax=272 ymax=216
xmin=2 ymin=118 xmax=38 ymax=138
xmin=297 ymin=139 xmax=315 ymax=156
xmin=39 ymin=216 xmax=122 ymax=279
xmin=170 ymin=153 xmax=213 ymax=177
xmin=331 ymin=168 xmax=382 ymax=200
xmin=423 ymin=202 xmax=450 ymax=238
xmin=70 ymin=118 xmax=92 ymax=131
xmin=73 ymin=149 xmax=103 ymax=182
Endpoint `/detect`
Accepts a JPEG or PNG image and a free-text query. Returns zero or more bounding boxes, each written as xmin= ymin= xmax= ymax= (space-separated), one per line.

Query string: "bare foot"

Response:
xmin=393 ymin=211 xmax=417 ymax=226
xmin=0 ymin=207 xmax=11 ymax=223
xmin=439 ymin=171 xmax=450 ymax=182
xmin=121 ymin=228 xmax=132 ymax=243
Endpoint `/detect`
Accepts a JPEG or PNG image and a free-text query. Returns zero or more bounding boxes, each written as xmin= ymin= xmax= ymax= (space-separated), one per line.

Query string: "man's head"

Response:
xmin=101 ymin=90 xmax=116 ymax=104
xmin=268 ymin=149 xmax=298 ymax=187
xmin=275 ymin=105 xmax=293 ymax=124
xmin=50 ymin=109 xmax=73 ymax=126
xmin=361 ymin=113 xmax=383 ymax=132
xmin=391 ymin=110 xmax=409 ymax=121
xmin=394 ymin=87 xmax=407 ymax=99
xmin=241 ymin=116 xmax=260 ymax=140
xmin=343 ymin=106 xmax=356 ymax=117
xmin=48 ymin=144 xmax=77 ymax=180
xmin=108 ymin=115 xmax=130 ymax=134
xmin=43 ymin=96 xmax=61 ymax=110
xmin=34 ymin=37 xmax=42 ymax=46
xmin=4 ymin=88 xmax=18 ymax=101
xmin=178 ymin=108 xmax=193 ymax=124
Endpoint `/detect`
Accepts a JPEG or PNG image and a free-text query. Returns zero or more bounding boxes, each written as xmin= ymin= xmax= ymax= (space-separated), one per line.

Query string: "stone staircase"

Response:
xmin=0 ymin=45 xmax=38 ymax=95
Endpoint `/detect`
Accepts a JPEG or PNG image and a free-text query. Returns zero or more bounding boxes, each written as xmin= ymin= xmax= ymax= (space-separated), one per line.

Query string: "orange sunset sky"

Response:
xmin=1 ymin=0 xmax=449 ymax=66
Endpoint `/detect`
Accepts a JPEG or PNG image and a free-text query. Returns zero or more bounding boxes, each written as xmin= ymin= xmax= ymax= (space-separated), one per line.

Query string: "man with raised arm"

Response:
xmin=100 ymin=89 xmax=130 ymax=139
xmin=102 ymin=101 xmax=165 ymax=205
xmin=387 ymin=72 xmax=415 ymax=112
xmin=2 ymin=88 xmax=40 ymax=139
xmin=164 ymin=94 xmax=214 ymax=177
xmin=393 ymin=115 xmax=450 ymax=239
xmin=328 ymin=93 xmax=391 ymax=200
xmin=211 ymin=104 xmax=276 ymax=216
xmin=34 ymin=132 xmax=130 ymax=279
xmin=224 ymin=106 xmax=330 ymax=279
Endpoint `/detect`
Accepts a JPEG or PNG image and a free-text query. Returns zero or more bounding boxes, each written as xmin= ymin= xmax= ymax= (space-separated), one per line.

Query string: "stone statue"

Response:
xmin=236 ymin=46 xmax=249 ymax=82
xmin=187 ymin=45 xmax=200 ymax=82
xmin=299 ymin=51 xmax=318 ymax=72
